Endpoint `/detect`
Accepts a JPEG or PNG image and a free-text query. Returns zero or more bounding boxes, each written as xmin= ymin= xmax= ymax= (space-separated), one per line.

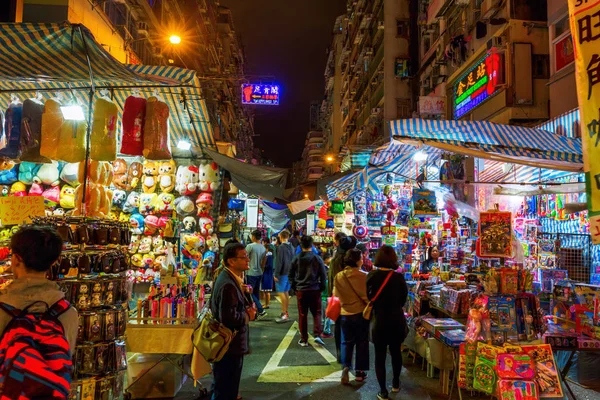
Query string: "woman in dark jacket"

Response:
xmin=366 ymin=245 xmax=408 ymax=400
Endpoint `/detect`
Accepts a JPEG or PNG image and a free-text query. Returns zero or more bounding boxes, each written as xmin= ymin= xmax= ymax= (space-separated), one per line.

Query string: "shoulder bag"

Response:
xmin=363 ymin=271 xmax=393 ymax=320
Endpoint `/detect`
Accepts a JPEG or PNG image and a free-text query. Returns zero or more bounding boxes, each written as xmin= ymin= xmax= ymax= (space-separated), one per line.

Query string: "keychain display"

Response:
xmin=59 ymin=277 xmax=129 ymax=310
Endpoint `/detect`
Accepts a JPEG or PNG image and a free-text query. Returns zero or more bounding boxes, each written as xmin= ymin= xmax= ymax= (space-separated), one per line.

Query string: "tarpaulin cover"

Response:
xmin=205 ymin=148 xmax=287 ymax=201
xmin=261 ymin=200 xmax=290 ymax=232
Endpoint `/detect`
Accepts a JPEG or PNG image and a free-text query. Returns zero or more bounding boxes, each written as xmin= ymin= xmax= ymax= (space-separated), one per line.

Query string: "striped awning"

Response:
xmin=536 ymin=108 xmax=580 ymax=138
xmin=326 ymin=170 xmax=362 ymax=200
xmin=389 ymin=119 xmax=583 ymax=169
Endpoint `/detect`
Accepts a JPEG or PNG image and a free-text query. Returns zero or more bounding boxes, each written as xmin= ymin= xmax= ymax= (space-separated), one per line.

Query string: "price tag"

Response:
xmin=0 ymin=196 xmax=45 ymax=225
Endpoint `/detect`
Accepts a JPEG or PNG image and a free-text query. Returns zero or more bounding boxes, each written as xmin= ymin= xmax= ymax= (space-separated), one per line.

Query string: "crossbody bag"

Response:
xmin=363 ymin=271 xmax=393 ymax=320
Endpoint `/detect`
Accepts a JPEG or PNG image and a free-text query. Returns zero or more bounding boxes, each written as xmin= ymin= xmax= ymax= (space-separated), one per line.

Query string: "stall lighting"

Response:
xmin=177 ymin=140 xmax=192 ymax=150
xmin=169 ymin=35 xmax=182 ymax=45
xmin=413 ymin=151 xmax=428 ymax=162
xmin=326 ymin=156 xmax=334 ymax=162
xmin=60 ymin=105 xmax=85 ymax=121
xmin=304 ymin=194 xmax=309 ymax=199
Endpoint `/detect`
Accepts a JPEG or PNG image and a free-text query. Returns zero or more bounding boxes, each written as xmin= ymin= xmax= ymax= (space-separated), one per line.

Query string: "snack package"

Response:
xmin=39 ymin=97 xmax=63 ymax=160
xmin=90 ymin=96 xmax=118 ymax=161
xmin=498 ymin=380 xmax=539 ymax=400
xmin=120 ymin=95 xmax=146 ymax=156
xmin=20 ymin=97 xmax=49 ymax=163
xmin=0 ymin=99 xmax=23 ymax=159
xmin=143 ymin=96 xmax=171 ymax=160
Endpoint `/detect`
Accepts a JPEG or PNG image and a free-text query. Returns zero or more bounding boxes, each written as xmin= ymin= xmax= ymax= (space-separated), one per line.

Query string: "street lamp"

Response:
xmin=326 ymin=155 xmax=334 ymax=162
xmin=169 ymin=35 xmax=182 ymax=45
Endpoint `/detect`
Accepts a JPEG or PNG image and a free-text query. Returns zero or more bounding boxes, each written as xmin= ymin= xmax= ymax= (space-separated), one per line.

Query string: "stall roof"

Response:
xmin=0 ymin=23 xmax=215 ymax=155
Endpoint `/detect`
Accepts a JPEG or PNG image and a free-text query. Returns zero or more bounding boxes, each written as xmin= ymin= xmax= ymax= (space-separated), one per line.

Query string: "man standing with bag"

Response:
xmin=246 ymin=230 xmax=268 ymax=320
xmin=211 ymin=243 xmax=256 ymax=400
xmin=289 ymin=235 xmax=328 ymax=347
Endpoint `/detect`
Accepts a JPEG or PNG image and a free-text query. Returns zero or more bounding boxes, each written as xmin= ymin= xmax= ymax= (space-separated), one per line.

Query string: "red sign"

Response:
xmin=554 ymin=34 xmax=574 ymax=72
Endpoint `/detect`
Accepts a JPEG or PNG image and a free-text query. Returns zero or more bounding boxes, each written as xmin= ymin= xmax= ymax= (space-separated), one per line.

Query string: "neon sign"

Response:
xmin=453 ymin=52 xmax=504 ymax=119
xmin=241 ymin=84 xmax=280 ymax=105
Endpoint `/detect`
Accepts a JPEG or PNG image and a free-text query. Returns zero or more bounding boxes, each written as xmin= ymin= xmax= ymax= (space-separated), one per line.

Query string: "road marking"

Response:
xmin=257 ymin=321 xmax=350 ymax=383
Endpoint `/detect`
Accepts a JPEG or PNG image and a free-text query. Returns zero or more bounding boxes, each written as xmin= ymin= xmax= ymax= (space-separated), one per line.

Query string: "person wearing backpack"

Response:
xmin=333 ymin=248 xmax=370 ymax=385
xmin=0 ymin=226 xmax=78 ymax=399
xmin=366 ymin=245 xmax=408 ymax=400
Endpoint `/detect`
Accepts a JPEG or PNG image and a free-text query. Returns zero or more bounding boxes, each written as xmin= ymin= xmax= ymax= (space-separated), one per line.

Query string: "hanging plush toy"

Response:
xmin=60 ymin=163 xmax=80 ymax=187
xmin=155 ymin=192 xmax=175 ymax=215
xmin=111 ymin=189 xmax=127 ymax=210
xmin=123 ymin=191 xmax=140 ymax=214
xmin=158 ymin=159 xmax=176 ymax=193
xmin=128 ymin=161 xmax=143 ymax=190
xmin=10 ymin=182 xmax=26 ymax=196
xmin=0 ymin=165 xmax=18 ymax=185
xmin=144 ymin=215 xmax=159 ymax=236
xmin=29 ymin=183 xmax=43 ymax=197
xmin=196 ymin=193 xmax=213 ymax=217
xmin=174 ymin=196 xmax=196 ymax=217
xmin=198 ymin=216 xmax=214 ymax=236
xmin=138 ymin=236 xmax=153 ymax=254
xmin=129 ymin=214 xmax=145 ymax=235
xmin=112 ymin=159 xmax=128 ymax=190
xmin=175 ymin=165 xmax=199 ymax=195
xmin=59 ymin=185 xmax=76 ymax=209
xmin=0 ymin=99 xmax=22 ymax=160
xmin=39 ymin=98 xmax=63 ymax=161
xmin=121 ymin=95 xmax=146 ymax=156
xmin=90 ymin=96 xmax=118 ymax=161
xmin=56 ymin=112 xmax=87 ymax=163
xmin=142 ymin=160 xmax=159 ymax=193
xmin=139 ymin=193 xmax=158 ymax=216
xmin=18 ymin=162 xmax=39 ymax=185
xmin=198 ymin=161 xmax=219 ymax=192
xmin=43 ymin=186 xmax=60 ymax=209
xmin=143 ymin=96 xmax=171 ymax=160
xmin=20 ymin=97 xmax=49 ymax=163
xmin=182 ymin=216 xmax=197 ymax=232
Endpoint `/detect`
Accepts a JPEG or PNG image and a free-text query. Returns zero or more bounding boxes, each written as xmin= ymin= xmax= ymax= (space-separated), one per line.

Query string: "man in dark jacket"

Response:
xmin=289 ymin=235 xmax=327 ymax=347
xmin=211 ymin=243 xmax=255 ymax=400
xmin=274 ymin=230 xmax=295 ymax=323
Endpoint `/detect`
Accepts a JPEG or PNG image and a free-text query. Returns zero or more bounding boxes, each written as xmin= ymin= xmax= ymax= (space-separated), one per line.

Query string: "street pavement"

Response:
xmin=172 ymin=297 xmax=600 ymax=400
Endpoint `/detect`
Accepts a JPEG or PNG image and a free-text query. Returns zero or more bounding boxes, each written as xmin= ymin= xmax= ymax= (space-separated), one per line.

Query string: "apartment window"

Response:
xmin=396 ymin=99 xmax=412 ymax=119
xmin=532 ymin=55 xmax=550 ymax=79
xmin=397 ymin=20 xmax=409 ymax=38
xmin=550 ymin=14 xmax=575 ymax=75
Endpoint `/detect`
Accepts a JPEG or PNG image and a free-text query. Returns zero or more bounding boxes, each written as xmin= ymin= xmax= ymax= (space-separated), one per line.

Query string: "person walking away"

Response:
xmin=367 ymin=245 xmax=409 ymax=400
xmin=290 ymin=230 xmax=300 ymax=249
xmin=356 ymin=243 xmax=373 ymax=272
xmin=0 ymin=226 xmax=79 ymax=398
xmin=334 ymin=248 xmax=370 ymax=385
xmin=245 ymin=230 xmax=268 ymax=319
xmin=289 ymin=235 xmax=327 ymax=347
xmin=328 ymin=235 xmax=357 ymax=362
xmin=211 ymin=243 xmax=256 ymax=400
xmin=261 ymin=244 xmax=275 ymax=309
xmin=320 ymin=252 xmax=333 ymax=338
xmin=274 ymin=230 xmax=294 ymax=323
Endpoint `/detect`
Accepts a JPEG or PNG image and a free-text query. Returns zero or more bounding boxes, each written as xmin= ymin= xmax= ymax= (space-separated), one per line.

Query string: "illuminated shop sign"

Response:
xmin=453 ymin=51 xmax=504 ymax=119
xmin=241 ymin=84 xmax=280 ymax=105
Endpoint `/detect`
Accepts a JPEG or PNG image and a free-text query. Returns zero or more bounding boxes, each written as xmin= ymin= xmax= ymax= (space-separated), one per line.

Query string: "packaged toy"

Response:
xmin=521 ymin=344 xmax=563 ymax=398
xmin=498 ymin=380 xmax=538 ymax=400
xmin=143 ymin=96 xmax=171 ymax=160
xmin=496 ymin=353 xmax=535 ymax=380
xmin=121 ymin=95 xmax=146 ymax=156
xmin=39 ymin=98 xmax=63 ymax=160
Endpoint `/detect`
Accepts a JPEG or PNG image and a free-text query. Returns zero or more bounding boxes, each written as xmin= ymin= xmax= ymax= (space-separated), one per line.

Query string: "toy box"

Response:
xmin=437 ymin=329 xmax=466 ymax=347
xmin=472 ymin=343 xmax=501 ymax=394
xmin=521 ymin=344 xmax=563 ymax=398
xmin=487 ymin=295 xmax=517 ymax=333
xmin=421 ymin=318 xmax=464 ymax=334
xmin=498 ymin=380 xmax=539 ymax=400
xmin=496 ymin=353 xmax=535 ymax=380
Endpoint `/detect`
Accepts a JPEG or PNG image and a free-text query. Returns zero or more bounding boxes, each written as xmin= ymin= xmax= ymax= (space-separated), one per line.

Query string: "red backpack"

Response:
xmin=0 ymin=299 xmax=73 ymax=399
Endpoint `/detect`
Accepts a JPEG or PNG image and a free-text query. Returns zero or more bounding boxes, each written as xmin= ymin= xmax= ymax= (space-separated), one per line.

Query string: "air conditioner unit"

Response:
xmin=137 ymin=22 xmax=149 ymax=36
xmin=487 ymin=36 xmax=504 ymax=49
xmin=371 ymin=107 xmax=382 ymax=115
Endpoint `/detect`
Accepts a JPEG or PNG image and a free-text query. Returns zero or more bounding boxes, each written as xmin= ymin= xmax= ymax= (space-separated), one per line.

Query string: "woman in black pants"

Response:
xmin=366 ymin=245 xmax=408 ymax=400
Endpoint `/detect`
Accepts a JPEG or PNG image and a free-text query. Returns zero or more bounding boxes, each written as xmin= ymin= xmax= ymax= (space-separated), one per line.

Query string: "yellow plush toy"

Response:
xmin=59 ymin=185 xmax=76 ymax=209
xmin=142 ymin=160 xmax=159 ymax=193
xmin=73 ymin=160 xmax=113 ymax=217
xmin=158 ymin=159 xmax=176 ymax=193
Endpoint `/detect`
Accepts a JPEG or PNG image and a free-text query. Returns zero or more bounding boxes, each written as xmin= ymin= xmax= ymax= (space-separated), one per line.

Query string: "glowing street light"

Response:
xmin=169 ymin=35 xmax=182 ymax=45
xmin=326 ymin=155 xmax=334 ymax=162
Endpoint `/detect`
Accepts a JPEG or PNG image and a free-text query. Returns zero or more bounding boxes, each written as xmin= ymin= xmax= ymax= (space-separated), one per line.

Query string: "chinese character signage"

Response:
xmin=554 ymin=34 xmax=575 ymax=72
xmin=241 ymin=84 xmax=280 ymax=105
xmin=453 ymin=51 xmax=504 ymax=119
xmin=419 ymin=96 xmax=446 ymax=115
xmin=0 ymin=196 xmax=45 ymax=225
xmin=568 ymin=0 xmax=600 ymax=243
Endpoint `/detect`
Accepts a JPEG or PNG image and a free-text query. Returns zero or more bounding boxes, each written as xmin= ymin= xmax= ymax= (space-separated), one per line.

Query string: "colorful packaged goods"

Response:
xmin=496 ymin=353 xmax=535 ymax=380
xmin=521 ymin=344 xmax=563 ymax=398
xmin=421 ymin=318 xmax=464 ymax=334
xmin=121 ymin=95 xmax=146 ymax=156
xmin=143 ymin=96 xmax=171 ymax=160
xmin=458 ymin=341 xmax=477 ymax=389
xmin=90 ymin=96 xmax=118 ymax=162
xmin=498 ymin=380 xmax=539 ymax=400
xmin=437 ymin=329 xmax=466 ymax=347
xmin=473 ymin=343 xmax=500 ymax=394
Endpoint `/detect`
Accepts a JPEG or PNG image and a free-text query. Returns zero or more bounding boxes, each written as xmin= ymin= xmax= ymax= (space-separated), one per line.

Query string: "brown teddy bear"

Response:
xmin=112 ymin=158 xmax=128 ymax=190
xmin=128 ymin=161 xmax=143 ymax=190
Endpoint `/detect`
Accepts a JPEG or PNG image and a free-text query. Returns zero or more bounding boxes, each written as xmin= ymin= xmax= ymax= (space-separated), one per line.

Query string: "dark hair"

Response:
xmin=356 ymin=243 xmax=368 ymax=254
xmin=251 ymin=230 xmax=262 ymax=240
xmin=11 ymin=226 xmax=63 ymax=272
xmin=374 ymin=245 xmax=398 ymax=269
xmin=339 ymin=236 xmax=357 ymax=251
xmin=293 ymin=230 xmax=300 ymax=237
xmin=224 ymin=238 xmax=239 ymax=246
xmin=279 ymin=230 xmax=290 ymax=239
xmin=300 ymin=235 xmax=313 ymax=250
xmin=344 ymin=248 xmax=363 ymax=268
xmin=266 ymin=244 xmax=275 ymax=253
xmin=334 ymin=232 xmax=347 ymax=243
xmin=223 ymin=243 xmax=246 ymax=267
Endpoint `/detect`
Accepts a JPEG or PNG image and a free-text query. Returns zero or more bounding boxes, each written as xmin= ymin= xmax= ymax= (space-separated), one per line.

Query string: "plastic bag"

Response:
xmin=143 ymin=96 xmax=171 ymax=160
xmin=120 ymin=95 xmax=146 ymax=156
xmin=90 ymin=95 xmax=118 ymax=161
xmin=40 ymin=97 xmax=63 ymax=160
xmin=0 ymin=98 xmax=23 ymax=159
xmin=56 ymin=114 xmax=87 ymax=163
xmin=20 ymin=96 xmax=49 ymax=163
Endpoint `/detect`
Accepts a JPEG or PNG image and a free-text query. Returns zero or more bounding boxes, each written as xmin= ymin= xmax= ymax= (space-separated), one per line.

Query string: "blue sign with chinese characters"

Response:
xmin=241 ymin=84 xmax=280 ymax=105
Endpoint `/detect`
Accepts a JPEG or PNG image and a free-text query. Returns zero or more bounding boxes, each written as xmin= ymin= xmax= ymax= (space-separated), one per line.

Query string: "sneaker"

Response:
xmin=341 ymin=367 xmax=350 ymax=385
xmin=355 ymin=370 xmax=368 ymax=382
xmin=275 ymin=313 xmax=290 ymax=323
xmin=377 ymin=392 xmax=389 ymax=400
xmin=256 ymin=311 xmax=268 ymax=320
xmin=392 ymin=378 xmax=401 ymax=392
xmin=314 ymin=336 xmax=326 ymax=346
xmin=298 ymin=340 xmax=309 ymax=347
xmin=321 ymin=332 xmax=333 ymax=338
xmin=263 ymin=305 xmax=270 ymax=309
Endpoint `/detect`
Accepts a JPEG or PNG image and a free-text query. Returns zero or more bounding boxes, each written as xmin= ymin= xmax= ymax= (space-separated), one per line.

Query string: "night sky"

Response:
xmin=221 ymin=0 xmax=347 ymax=167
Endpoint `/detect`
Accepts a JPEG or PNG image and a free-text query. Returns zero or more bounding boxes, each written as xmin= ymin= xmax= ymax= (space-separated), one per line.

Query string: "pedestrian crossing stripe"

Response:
xmin=257 ymin=321 xmax=351 ymax=383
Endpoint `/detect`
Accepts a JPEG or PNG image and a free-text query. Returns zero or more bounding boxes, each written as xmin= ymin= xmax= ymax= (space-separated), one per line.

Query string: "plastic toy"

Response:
xmin=158 ymin=159 xmax=176 ymax=193
xmin=60 ymin=185 xmax=76 ymax=209
xmin=497 ymin=354 xmax=535 ymax=380
xmin=498 ymin=380 xmax=538 ymax=400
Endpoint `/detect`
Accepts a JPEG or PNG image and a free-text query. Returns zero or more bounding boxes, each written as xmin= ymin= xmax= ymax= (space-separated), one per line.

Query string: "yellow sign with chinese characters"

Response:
xmin=0 ymin=196 xmax=45 ymax=226
xmin=569 ymin=0 xmax=600 ymax=243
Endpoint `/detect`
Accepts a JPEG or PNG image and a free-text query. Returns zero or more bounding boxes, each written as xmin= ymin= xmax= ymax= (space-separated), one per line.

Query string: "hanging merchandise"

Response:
xmin=412 ymin=188 xmax=439 ymax=216
xmin=158 ymin=160 xmax=176 ymax=193
xmin=0 ymin=97 xmax=23 ymax=160
xmin=121 ymin=95 xmax=146 ymax=156
xmin=56 ymin=107 xmax=87 ymax=163
xmin=39 ymin=97 xmax=63 ymax=160
xmin=0 ymin=108 xmax=4 ymax=149
xmin=143 ymin=95 xmax=171 ymax=160
xmin=90 ymin=95 xmax=118 ymax=161
xmin=20 ymin=95 xmax=50 ymax=163
xmin=478 ymin=211 xmax=512 ymax=258
xmin=112 ymin=159 xmax=129 ymax=190
xmin=176 ymin=165 xmax=199 ymax=196
xmin=198 ymin=161 xmax=219 ymax=192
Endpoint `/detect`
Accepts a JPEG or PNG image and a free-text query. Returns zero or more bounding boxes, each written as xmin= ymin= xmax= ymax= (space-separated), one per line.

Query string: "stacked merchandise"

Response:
xmin=133 ymin=282 xmax=204 ymax=325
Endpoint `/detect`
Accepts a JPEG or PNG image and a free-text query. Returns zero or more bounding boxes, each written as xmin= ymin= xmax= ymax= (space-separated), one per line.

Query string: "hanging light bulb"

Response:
xmin=177 ymin=140 xmax=192 ymax=150
xmin=60 ymin=105 xmax=85 ymax=121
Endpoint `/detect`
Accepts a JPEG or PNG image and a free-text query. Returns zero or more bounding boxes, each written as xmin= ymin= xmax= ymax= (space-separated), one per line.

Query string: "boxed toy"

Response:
xmin=473 ymin=343 xmax=501 ymax=394
xmin=498 ymin=380 xmax=539 ymax=400
xmin=521 ymin=344 xmax=563 ymax=398
xmin=421 ymin=318 xmax=464 ymax=334
xmin=487 ymin=295 xmax=518 ymax=334
xmin=437 ymin=329 xmax=466 ymax=347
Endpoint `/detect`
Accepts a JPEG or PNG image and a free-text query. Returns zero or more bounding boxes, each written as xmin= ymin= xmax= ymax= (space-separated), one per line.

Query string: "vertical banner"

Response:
xmin=568 ymin=0 xmax=600 ymax=243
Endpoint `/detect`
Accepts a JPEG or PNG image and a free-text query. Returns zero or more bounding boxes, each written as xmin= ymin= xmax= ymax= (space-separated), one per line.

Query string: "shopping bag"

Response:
xmin=325 ymin=296 xmax=341 ymax=321
xmin=192 ymin=306 xmax=236 ymax=363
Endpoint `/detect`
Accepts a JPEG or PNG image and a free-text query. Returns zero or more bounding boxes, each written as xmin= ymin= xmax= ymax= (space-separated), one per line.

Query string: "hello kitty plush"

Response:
xmin=175 ymin=165 xmax=199 ymax=196
xmin=198 ymin=216 xmax=214 ymax=236
xmin=198 ymin=161 xmax=219 ymax=192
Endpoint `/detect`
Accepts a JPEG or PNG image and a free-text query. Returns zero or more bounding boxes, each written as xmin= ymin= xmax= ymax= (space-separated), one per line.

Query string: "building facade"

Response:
xmin=2 ymin=0 xmax=255 ymax=159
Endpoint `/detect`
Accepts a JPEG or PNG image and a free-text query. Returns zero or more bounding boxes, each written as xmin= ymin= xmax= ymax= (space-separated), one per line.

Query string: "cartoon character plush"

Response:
xmin=128 ymin=235 xmax=140 ymax=254
xmin=153 ymin=236 xmax=166 ymax=255
xmin=107 ymin=211 xmax=118 ymax=221
xmin=174 ymin=196 xmax=195 ymax=216
xmin=138 ymin=236 xmax=153 ymax=254
xmin=60 ymin=163 xmax=80 ymax=187
xmin=18 ymin=162 xmax=40 ymax=185
xmin=0 ymin=165 xmax=18 ymax=185
xmin=29 ymin=183 xmax=43 ymax=196
xmin=175 ymin=165 xmax=199 ymax=195
xmin=182 ymin=216 xmax=197 ymax=232
xmin=112 ymin=189 xmax=127 ymax=210
xmin=130 ymin=253 xmax=144 ymax=268
xmin=155 ymin=192 xmax=175 ymax=215
xmin=158 ymin=160 xmax=176 ymax=193
xmin=72 ymin=161 xmax=113 ymax=218
xmin=142 ymin=160 xmax=159 ymax=194
xmin=198 ymin=161 xmax=219 ymax=192
xmin=195 ymin=192 xmax=213 ymax=217
xmin=0 ymin=186 xmax=9 ymax=196
xmin=129 ymin=213 xmax=145 ymax=235
xmin=142 ymin=252 xmax=155 ymax=269
xmin=181 ymin=233 xmax=204 ymax=263
xmin=154 ymin=255 xmax=168 ymax=273
xmin=139 ymin=193 xmax=158 ymax=216
xmin=198 ymin=216 xmax=214 ymax=236
xmin=10 ymin=182 xmax=27 ymax=196
xmin=112 ymin=159 xmax=128 ymax=190
xmin=43 ymin=186 xmax=60 ymax=208
xmin=119 ymin=212 xmax=131 ymax=223
xmin=128 ymin=161 xmax=143 ymax=190
xmin=144 ymin=215 xmax=159 ymax=235
xmin=206 ymin=234 xmax=219 ymax=253
xmin=123 ymin=191 xmax=140 ymax=214
xmin=33 ymin=161 xmax=60 ymax=186
xmin=158 ymin=216 xmax=170 ymax=228
xmin=60 ymin=185 xmax=77 ymax=209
